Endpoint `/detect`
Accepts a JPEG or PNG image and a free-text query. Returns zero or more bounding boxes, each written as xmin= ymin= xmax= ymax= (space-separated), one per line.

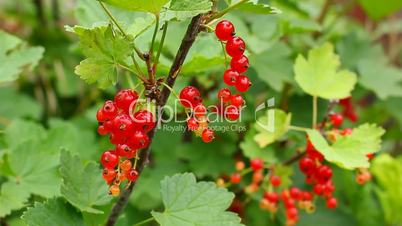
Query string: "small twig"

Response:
xmin=133 ymin=217 xmax=154 ymax=226
xmin=149 ymin=14 xmax=160 ymax=59
xmin=143 ymin=53 xmax=154 ymax=83
xmin=312 ymin=96 xmax=318 ymax=128
xmin=118 ymin=63 xmax=148 ymax=83
xmin=283 ymin=151 xmax=306 ymax=166
xmin=288 ymin=125 xmax=309 ymax=132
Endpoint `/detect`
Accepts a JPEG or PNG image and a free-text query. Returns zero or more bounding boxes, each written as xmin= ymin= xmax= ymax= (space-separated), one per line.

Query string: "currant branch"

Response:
xmin=104 ymin=14 xmax=204 ymax=226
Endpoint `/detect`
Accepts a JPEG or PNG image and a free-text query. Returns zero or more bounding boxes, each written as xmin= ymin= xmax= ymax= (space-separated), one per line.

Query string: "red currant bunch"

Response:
xmin=339 ymin=97 xmax=358 ymax=122
xmin=97 ymin=89 xmax=155 ymax=196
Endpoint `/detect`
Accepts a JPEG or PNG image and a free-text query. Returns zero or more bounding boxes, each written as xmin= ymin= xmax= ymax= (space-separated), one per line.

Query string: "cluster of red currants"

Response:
xmin=96 ymin=89 xmax=155 ymax=196
xmin=215 ymin=20 xmax=250 ymax=120
xmin=339 ymin=97 xmax=358 ymax=122
xmin=179 ymin=86 xmax=215 ymax=143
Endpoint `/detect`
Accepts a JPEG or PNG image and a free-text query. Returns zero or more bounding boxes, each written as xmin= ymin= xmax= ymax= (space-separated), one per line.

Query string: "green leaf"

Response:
xmin=358 ymin=0 xmax=402 ymax=20
xmin=274 ymin=165 xmax=293 ymax=189
xmin=181 ymin=55 xmax=224 ymax=75
xmin=0 ymin=88 xmax=42 ymax=121
xmin=5 ymin=120 xmax=46 ymax=149
xmin=151 ymin=173 xmax=244 ymax=226
xmin=22 ymin=198 xmax=85 ymax=226
xmin=371 ymin=154 xmax=402 ymax=225
xmin=240 ymin=128 xmax=277 ymax=163
xmin=100 ymin=0 xmax=169 ymax=14
xmin=60 ymin=150 xmax=111 ymax=214
xmin=358 ymin=58 xmax=402 ymax=99
xmin=250 ymin=42 xmax=294 ymax=91
xmin=126 ymin=15 xmax=156 ymax=38
xmin=6 ymin=140 xmax=60 ymax=198
xmin=0 ymin=181 xmax=30 ymax=217
xmin=161 ymin=0 xmax=212 ymax=22
xmin=294 ymin=43 xmax=357 ymax=99
xmin=0 ymin=30 xmax=44 ymax=83
xmin=307 ymin=124 xmax=385 ymax=169
xmin=236 ymin=1 xmax=280 ymax=14
xmin=67 ymin=25 xmax=131 ymax=89
xmin=254 ymin=109 xmax=291 ymax=148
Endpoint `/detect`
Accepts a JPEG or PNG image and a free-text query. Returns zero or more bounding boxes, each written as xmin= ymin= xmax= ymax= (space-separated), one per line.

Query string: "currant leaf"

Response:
xmin=66 ymin=25 xmax=132 ymax=89
xmin=254 ymin=109 xmax=291 ymax=148
xmin=294 ymin=43 xmax=357 ymax=99
xmin=235 ymin=1 xmax=280 ymax=14
xmin=0 ymin=30 xmax=44 ymax=83
xmin=0 ymin=182 xmax=30 ymax=217
xmin=0 ymin=87 xmax=42 ymax=120
xmin=307 ymin=124 xmax=385 ymax=169
xmin=22 ymin=198 xmax=85 ymax=226
xmin=99 ymin=0 xmax=169 ymax=14
xmin=161 ymin=0 xmax=213 ymax=22
xmin=60 ymin=150 xmax=111 ymax=214
xmin=5 ymin=119 xmax=46 ymax=149
xmin=240 ymin=128 xmax=278 ymax=162
xmin=151 ymin=173 xmax=244 ymax=226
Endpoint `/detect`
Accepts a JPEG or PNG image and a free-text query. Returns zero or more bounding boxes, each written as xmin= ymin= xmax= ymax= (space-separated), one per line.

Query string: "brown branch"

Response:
xmin=283 ymin=151 xmax=306 ymax=166
xmin=105 ymin=14 xmax=204 ymax=226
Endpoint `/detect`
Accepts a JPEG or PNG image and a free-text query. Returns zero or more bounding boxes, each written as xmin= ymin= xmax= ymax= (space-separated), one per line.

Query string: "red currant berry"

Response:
xmin=96 ymin=109 xmax=107 ymax=122
xmin=97 ymin=125 xmax=108 ymax=135
xmin=215 ymin=20 xmax=235 ymax=41
xmin=109 ymin=185 xmax=120 ymax=196
xmin=201 ymin=128 xmax=215 ymax=143
xmin=230 ymin=172 xmax=242 ymax=184
xmin=230 ymin=55 xmax=249 ymax=73
xmin=187 ymin=118 xmax=199 ymax=131
xmin=102 ymin=168 xmax=116 ymax=182
xmin=128 ymin=131 xmax=150 ymax=149
xmin=126 ymin=169 xmax=139 ymax=182
xmin=179 ymin=86 xmax=202 ymax=108
xmin=109 ymin=133 xmax=127 ymax=145
xmin=326 ymin=197 xmax=337 ymax=209
xmin=101 ymin=151 xmax=119 ymax=169
xmin=133 ymin=110 xmax=155 ymax=132
xmin=313 ymin=183 xmax=325 ymax=195
xmin=317 ymin=165 xmax=333 ymax=182
xmin=299 ymin=157 xmax=316 ymax=175
xmin=226 ymin=36 xmax=245 ymax=57
xmin=330 ymin=113 xmax=343 ymax=127
xmin=217 ymin=88 xmax=232 ymax=102
xmin=225 ymin=106 xmax=240 ymax=121
xmin=223 ymin=69 xmax=240 ymax=86
xmin=324 ymin=181 xmax=335 ymax=194
xmin=302 ymin=191 xmax=314 ymax=201
xmin=194 ymin=104 xmax=207 ymax=118
xmin=235 ymin=75 xmax=251 ymax=92
xmin=270 ymin=175 xmax=281 ymax=187
xmin=286 ymin=207 xmax=298 ymax=219
xmin=284 ymin=198 xmax=295 ymax=208
xmin=289 ymin=187 xmax=301 ymax=200
xmin=120 ymin=159 xmax=132 ymax=171
xmin=250 ymin=158 xmax=264 ymax=171
xmin=231 ymin=94 xmax=244 ymax=107
xmin=116 ymin=144 xmax=135 ymax=158
xmin=341 ymin=128 xmax=353 ymax=136
xmin=112 ymin=114 xmax=134 ymax=136
xmin=263 ymin=192 xmax=279 ymax=203
xmin=102 ymin=100 xmax=118 ymax=120
xmin=114 ymin=89 xmax=138 ymax=114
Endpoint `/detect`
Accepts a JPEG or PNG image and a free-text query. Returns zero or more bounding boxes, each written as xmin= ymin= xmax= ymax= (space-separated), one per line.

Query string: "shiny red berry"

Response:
xmin=102 ymin=168 xmax=116 ymax=182
xmin=128 ymin=130 xmax=150 ymax=149
xmin=226 ymin=36 xmax=245 ymax=57
xmin=230 ymin=55 xmax=249 ymax=73
xmin=218 ymin=88 xmax=232 ymax=102
xmin=193 ymin=104 xmax=207 ymax=118
xmin=270 ymin=175 xmax=281 ymax=187
xmin=225 ymin=106 xmax=240 ymax=121
xmin=126 ymin=169 xmax=139 ymax=182
xmin=96 ymin=109 xmax=107 ymax=122
xmin=133 ymin=110 xmax=155 ymax=132
xmin=223 ymin=69 xmax=240 ymax=86
xmin=299 ymin=157 xmax=315 ymax=175
xmin=231 ymin=94 xmax=244 ymax=107
xmin=263 ymin=191 xmax=279 ymax=203
xmin=317 ymin=165 xmax=333 ymax=182
xmin=330 ymin=113 xmax=343 ymax=127
xmin=313 ymin=183 xmax=325 ymax=195
xmin=114 ymin=89 xmax=138 ymax=114
xmin=215 ymin=20 xmax=235 ymax=41
xmin=102 ymin=100 xmax=118 ymax=120
xmin=201 ymin=128 xmax=215 ymax=143
xmin=179 ymin=86 xmax=202 ymax=108
xmin=187 ymin=118 xmax=199 ymax=131
xmin=326 ymin=197 xmax=337 ymax=209
xmin=101 ymin=151 xmax=119 ymax=169
xmin=230 ymin=172 xmax=242 ymax=184
xmin=286 ymin=207 xmax=298 ymax=219
xmin=112 ymin=114 xmax=134 ymax=136
xmin=116 ymin=144 xmax=135 ymax=158
xmin=289 ymin=187 xmax=301 ymax=200
xmin=109 ymin=133 xmax=126 ymax=145
xmin=250 ymin=158 xmax=264 ymax=171
xmin=97 ymin=125 xmax=108 ymax=135
xmin=235 ymin=75 xmax=251 ymax=92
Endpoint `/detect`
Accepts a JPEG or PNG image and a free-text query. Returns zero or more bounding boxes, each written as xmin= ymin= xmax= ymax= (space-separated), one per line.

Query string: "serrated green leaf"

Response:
xmin=60 ymin=150 xmax=111 ymax=214
xmin=0 ymin=88 xmax=42 ymax=121
xmin=67 ymin=25 xmax=131 ymax=89
xmin=371 ymin=154 xmax=402 ymax=225
xmin=161 ymin=0 xmax=212 ymax=22
xmin=236 ymin=1 xmax=280 ymax=14
xmin=5 ymin=120 xmax=46 ymax=149
xmin=0 ymin=181 xmax=30 ymax=217
xmin=294 ymin=43 xmax=357 ymax=99
xmin=250 ymin=43 xmax=293 ymax=91
xmin=22 ymin=198 xmax=85 ymax=226
xmin=358 ymin=58 xmax=402 ymax=99
xmin=0 ymin=30 xmax=44 ymax=83
xmin=126 ymin=15 xmax=156 ymax=38
xmin=100 ymin=0 xmax=169 ymax=14
xmin=254 ymin=109 xmax=291 ymax=148
xmin=6 ymin=140 xmax=60 ymax=198
xmin=151 ymin=173 xmax=244 ymax=226
xmin=307 ymin=124 xmax=385 ymax=169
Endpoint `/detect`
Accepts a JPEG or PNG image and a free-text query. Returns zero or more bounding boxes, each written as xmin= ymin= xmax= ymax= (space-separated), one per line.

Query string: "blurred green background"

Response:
xmin=0 ymin=0 xmax=402 ymax=226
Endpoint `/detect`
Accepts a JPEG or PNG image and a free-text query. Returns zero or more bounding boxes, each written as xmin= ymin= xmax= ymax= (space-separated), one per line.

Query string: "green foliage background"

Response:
xmin=0 ymin=0 xmax=402 ymax=226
